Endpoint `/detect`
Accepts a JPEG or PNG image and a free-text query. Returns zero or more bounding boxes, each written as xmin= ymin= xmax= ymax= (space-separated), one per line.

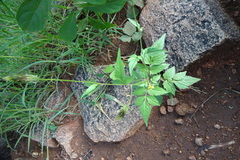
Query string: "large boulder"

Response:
xmin=71 ymin=66 xmax=144 ymax=142
xmin=140 ymin=0 xmax=240 ymax=71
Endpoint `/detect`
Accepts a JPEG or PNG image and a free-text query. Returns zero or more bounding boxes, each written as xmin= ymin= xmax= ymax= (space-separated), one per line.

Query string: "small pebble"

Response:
xmin=195 ymin=137 xmax=203 ymax=146
xmin=214 ymin=124 xmax=221 ymax=129
xmin=126 ymin=157 xmax=132 ymax=160
xmin=71 ymin=152 xmax=78 ymax=159
xmin=101 ymin=158 xmax=105 ymax=160
xmin=188 ymin=155 xmax=197 ymax=160
xmin=201 ymin=150 xmax=206 ymax=155
xmin=167 ymin=98 xmax=179 ymax=106
xmin=174 ymin=118 xmax=184 ymax=125
xmin=162 ymin=149 xmax=170 ymax=156
xmin=160 ymin=106 xmax=167 ymax=115
xmin=167 ymin=106 xmax=174 ymax=112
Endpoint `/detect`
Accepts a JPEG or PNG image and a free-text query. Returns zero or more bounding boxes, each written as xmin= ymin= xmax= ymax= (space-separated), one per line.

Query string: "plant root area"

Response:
xmin=5 ymin=0 xmax=240 ymax=160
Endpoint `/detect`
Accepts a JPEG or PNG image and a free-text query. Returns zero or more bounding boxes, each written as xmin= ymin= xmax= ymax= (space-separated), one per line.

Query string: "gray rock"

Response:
xmin=140 ymin=0 xmax=240 ymax=71
xmin=71 ymin=66 xmax=144 ymax=142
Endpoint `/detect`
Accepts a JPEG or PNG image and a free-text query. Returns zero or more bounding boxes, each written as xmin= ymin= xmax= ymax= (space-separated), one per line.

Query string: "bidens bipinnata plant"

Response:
xmin=82 ymin=34 xmax=200 ymax=126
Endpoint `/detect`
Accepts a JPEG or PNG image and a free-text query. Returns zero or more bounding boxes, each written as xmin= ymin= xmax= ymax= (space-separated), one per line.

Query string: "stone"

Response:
xmin=214 ymin=124 xmax=221 ymax=129
xmin=195 ymin=137 xmax=203 ymax=146
xmin=160 ymin=106 xmax=167 ymax=115
xmin=188 ymin=155 xmax=197 ymax=160
xmin=140 ymin=0 xmax=240 ymax=71
xmin=167 ymin=98 xmax=179 ymax=106
xmin=162 ymin=149 xmax=170 ymax=156
xmin=174 ymin=118 xmax=184 ymax=125
xmin=55 ymin=120 xmax=83 ymax=159
xmin=167 ymin=106 xmax=174 ymax=112
xmin=71 ymin=66 xmax=144 ymax=142
xmin=31 ymin=124 xmax=58 ymax=148
xmin=175 ymin=103 xmax=195 ymax=116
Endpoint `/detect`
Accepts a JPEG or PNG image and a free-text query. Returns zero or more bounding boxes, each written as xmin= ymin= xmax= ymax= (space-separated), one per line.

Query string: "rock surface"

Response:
xmin=71 ymin=66 xmax=144 ymax=142
xmin=140 ymin=0 xmax=240 ymax=70
xmin=175 ymin=103 xmax=195 ymax=116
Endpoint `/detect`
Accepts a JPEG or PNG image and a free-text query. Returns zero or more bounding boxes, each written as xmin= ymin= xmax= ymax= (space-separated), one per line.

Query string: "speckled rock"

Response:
xmin=140 ymin=0 xmax=240 ymax=71
xmin=71 ymin=66 xmax=144 ymax=142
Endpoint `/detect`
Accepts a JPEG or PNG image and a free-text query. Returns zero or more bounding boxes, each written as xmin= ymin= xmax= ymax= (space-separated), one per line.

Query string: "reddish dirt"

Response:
xmin=6 ymin=0 xmax=240 ymax=160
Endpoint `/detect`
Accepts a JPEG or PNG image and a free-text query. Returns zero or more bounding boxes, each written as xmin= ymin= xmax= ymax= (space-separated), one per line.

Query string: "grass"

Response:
xmin=0 ymin=0 xmax=121 ymax=153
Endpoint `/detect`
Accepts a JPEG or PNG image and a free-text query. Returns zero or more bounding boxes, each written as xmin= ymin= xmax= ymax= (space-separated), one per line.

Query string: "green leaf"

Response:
xmin=127 ymin=6 xmax=139 ymax=19
xmin=104 ymin=65 xmax=114 ymax=73
xmin=81 ymin=83 xmax=99 ymax=98
xmin=163 ymin=81 xmax=176 ymax=95
xmin=78 ymin=18 xmax=88 ymax=32
xmin=81 ymin=0 xmax=106 ymax=4
xmin=140 ymin=49 xmax=151 ymax=64
xmin=135 ymin=63 xmax=148 ymax=78
xmin=16 ymin=0 xmax=51 ymax=32
xmin=120 ymin=35 xmax=131 ymax=42
xmin=59 ymin=12 xmax=77 ymax=42
xmin=150 ymin=64 xmax=169 ymax=74
xmin=128 ymin=18 xmax=141 ymax=29
xmin=123 ymin=75 xmax=135 ymax=84
xmin=147 ymin=96 xmax=160 ymax=106
xmin=89 ymin=17 xmax=115 ymax=30
xmin=75 ymin=0 xmax=127 ymax=14
xmin=123 ymin=21 xmax=136 ymax=36
xmin=128 ymin=54 xmax=140 ymax=76
xmin=173 ymin=71 xmax=186 ymax=81
xmin=163 ymin=67 xmax=176 ymax=80
xmin=140 ymin=100 xmax=152 ymax=126
xmin=151 ymin=75 xmax=160 ymax=83
xmin=174 ymin=76 xmax=200 ymax=89
xmin=132 ymin=32 xmax=142 ymax=41
xmin=151 ymin=34 xmax=166 ymax=49
xmin=135 ymin=96 xmax=145 ymax=106
xmin=148 ymin=86 xmax=168 ymax=96
xmin=133 ymin=87 xmax=147 ymax=96
xmin=114 ymin=48 xmax=125 ymax=80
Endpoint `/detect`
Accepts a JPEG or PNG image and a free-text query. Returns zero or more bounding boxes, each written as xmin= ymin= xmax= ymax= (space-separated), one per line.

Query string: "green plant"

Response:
xmin=82 ymin=34 xmax=200 ymax=126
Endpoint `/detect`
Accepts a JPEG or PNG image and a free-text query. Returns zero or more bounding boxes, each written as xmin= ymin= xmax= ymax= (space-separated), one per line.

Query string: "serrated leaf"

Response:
xmin=132 ymin=32 xmax=142 ymax=41
xmin=140 ymin=100 xmax=152 ymax=126
xmin=89 ymin=17 xmax=115 ymax=30
xmin=174 ymin=76 xmax=200 ymax=89
xmin=114 ymin=48 xmax=125 ymax=80
xmin=133 ymin=87 xmax=147 ymax=95
xmin=150 ymin=64 xmax=169 ymax=74
xmin=59 ymin=12 xmax=77 ymax=42
xmin=147 ymin=96 xmax=160 ymax=106
xmin=74 ymin=0 xmax=127 ymax=14
xmin=123 ymin=21 xmax=136 ymax=36
xmin=16 ymin=0 xmax=51 ymax=32
xmin=120 ymin=35 xmax=131 ymax=42
xmin=151 ymin=34 xmax=166 ymax=49
xmin=123 ymin=75 xmax=135 ymax=84
xmin=109 ymin=71 xmax=116 ymax=79
xmin=104 ymin=65 xmax=114 ymax=73
xmin=128 ymin=54 xmax=140 ymax=76
xmin=135 ymin=63 xmax=148 ymax=78
xmin=151 ymin=75 xmax=160 ymax=83
xmin=173 ymin=71 xmax=186 ymax=81
xmin=135 ymin=96 xmax=145 ymax=106
xmin=148 ymin=86 xmax=168 ymax=96
xmin=163 ymin=67 xmax=175 ymax=80
xmin=78 ymin=18 xmax=88 ymax=32
xmin=163 ymin=81 xmax=176 ymax=95
xmin=81 ymin=83 xmax=99 ymax=98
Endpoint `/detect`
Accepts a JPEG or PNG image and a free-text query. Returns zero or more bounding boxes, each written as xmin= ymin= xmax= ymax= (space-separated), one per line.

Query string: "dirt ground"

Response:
xmin=3 ymin=0 xmax=240 ymax=160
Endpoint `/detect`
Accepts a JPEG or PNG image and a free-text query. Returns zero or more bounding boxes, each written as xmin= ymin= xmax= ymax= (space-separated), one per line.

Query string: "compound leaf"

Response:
xmin=163 ymin=67 xmax=175 ymax=80
xmin=173 ymin=71 xmax=186 ymax=81
xmin=163 ymin=80 xmax=176 ymax=95
xmin=133 ymin=87 xmax=147 ymax=96
xmin=148 ymin=86 xmax=168 ymax=96
xmin=147 ymin=96 xmax=160 ymax=106
xmin=135 ymin=96 xmax=145 ymax=106
xmin=174 ymin=76 xmax=200 ymax=89
xmin=16 ymin=0 xmax=51 ymax=32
